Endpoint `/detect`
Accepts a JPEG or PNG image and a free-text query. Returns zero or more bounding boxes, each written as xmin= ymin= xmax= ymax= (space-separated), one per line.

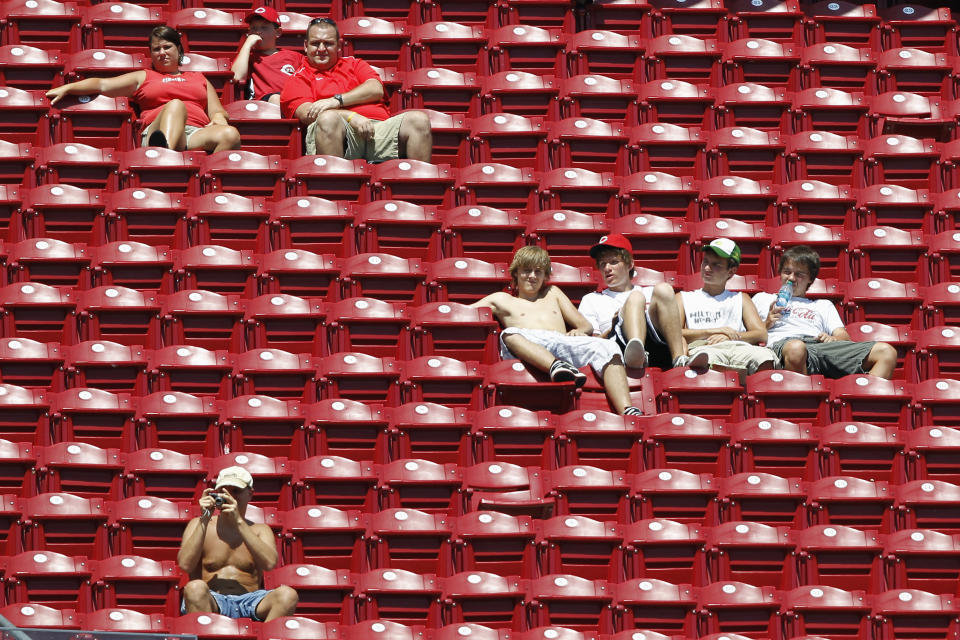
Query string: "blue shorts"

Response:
xmin=181 ymin=589 xmax=269 ymax=620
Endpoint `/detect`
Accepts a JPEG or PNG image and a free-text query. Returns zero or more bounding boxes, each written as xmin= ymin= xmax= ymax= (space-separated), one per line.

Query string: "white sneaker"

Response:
xmin=673 ymin=350 xmax=710 ymax=371
xmin=623 ymin=338 xmax=647 ymax=369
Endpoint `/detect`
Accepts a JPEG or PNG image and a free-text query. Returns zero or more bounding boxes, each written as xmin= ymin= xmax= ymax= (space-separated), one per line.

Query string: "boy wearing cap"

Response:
xmin=675 ymin=238 xmax=776 ymax=382
xmin=178 ymin=466 xmax=298 ymax=621
xmin=470 ymin=246 xmax=643 ymax=416
xmin=578 ymin=233 xmax=703 ymax=370
xmin=753 ymin=245 xmax=897 ymax=379
xmin=231 ymin=7 xmax=305 ymax=104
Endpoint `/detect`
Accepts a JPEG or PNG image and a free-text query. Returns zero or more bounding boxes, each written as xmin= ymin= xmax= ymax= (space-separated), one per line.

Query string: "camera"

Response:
xmin=213 ymin=493 xmax=225 ymax=509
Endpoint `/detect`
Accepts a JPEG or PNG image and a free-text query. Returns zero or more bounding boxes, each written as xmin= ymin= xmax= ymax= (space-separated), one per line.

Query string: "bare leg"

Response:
xmin=502 ymin=333 xmax=560 ymax=372
xmin=780 ymin=339 xmax=808 ymax=374
xmin=864 ymin=342 xmax=897 ymax=379
xmin=601 ymin=358 xmax=634 ymax=414
xmin=182 ymin=579 xmax=218 ymax=614
xmin=143 ymin=98 xmax=187 ymax=150
xmin=619 ymin=290 xmax=647 ymax=344
xmin=188 ymin=124 xmax=242 ymax=153
xmin=313 ymin=110 xmax=346 ymax=156
xmin=267 ymin=94 xmax=282 ymax=106
xmin=254 ymin=585 xmax=299 ymax=622
xmin=398 ymin=110 xmax=432 ymax=162
xmin=647 ymin=282 xmax=688 ymax=360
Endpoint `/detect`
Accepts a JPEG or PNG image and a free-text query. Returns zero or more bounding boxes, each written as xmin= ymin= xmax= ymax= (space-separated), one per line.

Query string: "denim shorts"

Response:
xmin=181 ymin=589 xmax=269 ymax=620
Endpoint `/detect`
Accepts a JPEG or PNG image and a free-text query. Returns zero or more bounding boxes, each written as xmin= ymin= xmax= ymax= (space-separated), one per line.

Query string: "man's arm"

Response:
xmin=576 ymin=294 xmax=606 ymax=337
xmin=469 ymin=292 xmax=508 ymax=318
xmin=292 ymin=78 xmax=384 ymax=126
xmin=553 ymin=287 xmax=593 ymax=335
xmin=218 ymin=491 xmax=279 ymax=572
xmin=231 ymin=34 xmax=261 ymax=83
xmin=738 ymin=292 xmax=767 ymax=345
xmin=675 ymin=291 xmax=739 ymax=343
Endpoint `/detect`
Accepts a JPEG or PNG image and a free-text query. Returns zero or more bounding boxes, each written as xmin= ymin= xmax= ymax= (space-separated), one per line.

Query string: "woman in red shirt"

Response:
xmin=47 ymin=26 xmax=240 ymax=152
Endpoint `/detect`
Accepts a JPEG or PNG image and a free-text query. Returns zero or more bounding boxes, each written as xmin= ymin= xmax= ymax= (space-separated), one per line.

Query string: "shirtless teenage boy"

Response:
xmin=177 ymin=466 xmax=298 ymax=621
xmin=471 ymin=246 xmax=642 ymax=416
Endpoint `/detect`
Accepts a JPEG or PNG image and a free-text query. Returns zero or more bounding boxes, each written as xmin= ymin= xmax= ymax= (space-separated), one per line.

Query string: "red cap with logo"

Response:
xmin=589 ymin=233 xmax=633 ymax=259
xmin=246 ymin=6 xmax=281 ymax=26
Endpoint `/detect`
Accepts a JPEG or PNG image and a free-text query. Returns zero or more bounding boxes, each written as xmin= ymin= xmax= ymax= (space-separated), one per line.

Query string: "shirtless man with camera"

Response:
xmin=177 ymin=466 xmax=298 ymax=621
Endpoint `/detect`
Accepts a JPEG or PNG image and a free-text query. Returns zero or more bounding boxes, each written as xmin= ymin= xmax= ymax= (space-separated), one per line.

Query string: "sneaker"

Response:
xmin=673 ymin=350 xmax=710 ymax=371
xmin=549 ymin=359 xmax=587 ymax=388
xmin=623 ymin=338 xmax=647 ymax=370
xmin=623 ymin=406 xmax=643 ymax=416
xmin=148 ymin=130 xmax=168 ymax=149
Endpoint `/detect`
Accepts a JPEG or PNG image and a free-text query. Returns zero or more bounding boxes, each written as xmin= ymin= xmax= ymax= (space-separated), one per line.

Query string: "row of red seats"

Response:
xmin=2 ymin=542 xmax=960 ymax=640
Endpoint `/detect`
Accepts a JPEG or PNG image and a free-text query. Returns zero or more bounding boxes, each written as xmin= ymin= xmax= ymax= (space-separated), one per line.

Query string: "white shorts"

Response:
xmin=500 ymin=327 xmax=622 ymax=374
xmin=688 ymin=341 xmax=777 ymax=376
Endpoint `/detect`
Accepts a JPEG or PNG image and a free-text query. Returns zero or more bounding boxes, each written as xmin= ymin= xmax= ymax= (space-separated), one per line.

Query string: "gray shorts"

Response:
xmin=141 ymin=124 xmax=201 ymax=147
xmin=305 ymin=112 xmax=404 ymax=162
xmin=770 ymin=336 xmax=876 ymax=378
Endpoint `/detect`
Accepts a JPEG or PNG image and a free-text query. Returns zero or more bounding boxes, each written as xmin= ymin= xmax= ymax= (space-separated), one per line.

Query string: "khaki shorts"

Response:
xmin=141 ymin=124 xmax=201 ymax=147
xmin=305 ymin=112 xmax=404 ymax=162
xmin=688 ymin=340 xmax=777 ymax=377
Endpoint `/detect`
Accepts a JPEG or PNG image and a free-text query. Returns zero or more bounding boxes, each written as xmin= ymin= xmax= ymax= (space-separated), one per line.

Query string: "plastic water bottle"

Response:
xmin=776 ymin=280 xmax=794 ymax=310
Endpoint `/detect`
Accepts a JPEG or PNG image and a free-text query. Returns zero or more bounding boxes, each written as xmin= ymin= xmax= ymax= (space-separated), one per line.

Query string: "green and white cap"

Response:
xmin=704 ymin=237 xmax=741 ymax=266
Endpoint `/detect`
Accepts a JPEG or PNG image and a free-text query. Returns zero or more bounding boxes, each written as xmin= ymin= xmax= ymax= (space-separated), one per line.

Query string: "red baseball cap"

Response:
xmin=246 ymin=6 xmax=281 ymax=26
xmin=589 ymin=233 xmax=633 ymax=259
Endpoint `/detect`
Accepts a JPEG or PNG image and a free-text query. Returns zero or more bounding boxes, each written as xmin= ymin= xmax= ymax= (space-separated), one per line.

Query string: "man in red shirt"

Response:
xmin=280 ymin=17 xmax=432 ymax=161
xmin=231 ymin=7 xmax=305 ymax=105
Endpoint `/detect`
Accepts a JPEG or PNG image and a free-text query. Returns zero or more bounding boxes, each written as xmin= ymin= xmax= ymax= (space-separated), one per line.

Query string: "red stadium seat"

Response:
xmin=654 ymin=367 xmax=745 ymax=421
xmin=698 ymin=175 xmax=777 ymax=225
xmin=6 ymin=238 xmax=90 ymax=289
xmin=618 ymin=171 xmax=698 ymax=223
xmin=48 ymin=387 xmax=137 ymax=449
xmin=644 ymin=35 xmax=721 ymax=85
xmin=371 ymin=160 xmax=455 ymax=209
xmin=819 ymin=420 xmax=906 ymax=483
xmin=409 ymin=301 xmax=498 ymax=362
xmin=22 ymin=185 xmax=106 ymax=245
xmin=717 ymin=472 xmax=807 ymax=527
xmin=554 ymin=409 xmax=640 ymax=473
xmin=366 ymin=507 xmax=453 ymax=574
xmin=354 ymin=568 xmax=442 ymax=626
xmin=486 ymin=24 xmax=564 ymax=75
xmin=99 ymin=517 xmax=185 ymax=591
xmin=565 ymin=30 xmax=644 ymax=80
xmin=0 ymin=337 xmax=64 ymax=390
xmin=912 ymin=378 xmax=960 ymax=430
xmin=391 ymin=401 xmax=471 ymax=465
xmin=169 ymin=613 xmax=258 ymax=640
xmin=2 ymin=549 xmax=92 ymax=610
xmin=705 ymin=521 xmax=796 ymax=588
xmin=441 ymin=571 xmax=528 ymax=629
xmin=339 ymin=253 xmax=426 ymax=305
xmin=414 ymin=109 xmax=469 ymax=165
xmin=644 ymin=413 xmax=728 ymax=476
xmin=316 ymin=352 xmax=402 ymax=406
xmin=537 ymin=168 xmax=618 ymax=216
xmin=880 ymin=4 xmax=957 ymax=53
xmin=847 ymin=226 xmax=927 ymax=286
xmin=869 ymin=90 xmax=952 ymax=141
xmin=482 ymin=360 xmax=576 ymax=415
xmin=306 ymin=398 xmax=390 ymax=463
xmin=794 ymin=88 xmax=870 ymax=139
xmin=455 ymin=163 xmax=538 ymax=212
xmin=353 ymin=200 xmax=442 ymax=261
xmin=174 ymin=244 xmax=258 ymax=296
xmin=875 ymin=47 xmax=954 ymax=97
xmin=281 ymin=505 xmax=365 ymax=571
xmin=91 ymin=240 xmax=174 ymax=291
xmin=268 ymin=196 xmax=353 ymax=256
xmin=468 ymin=113 xmax=547 ymax=170
xmin=0 ymin=139 xmax=35 ymax=189
xmin=0 ymin=45 xmax=63 ymax=91
xmin=620 ymin=518 xmax=705 ymax=584
xmin=549 ymin=464 xmax=630 ymax=523
xmin=135 ymin=390 xmax=220 ymax=455
xmin=230 ymin=348 xmax=316 ymax=401
xmin=145 ymin=345 xmax=233 ymax=399
xmin=705 ymin=127 xmax=784 ymax=183
xmin=538 ymin=515 xmax=624 ymax=581
xmin=912 ymin=326 xmax=960 ymax=381
xmin=160 ymin=289 xmax=245 ymax=351
xmin=169 ymin=8 xmax=246 ymax=58
xmin=727 ymin=417 xmax=819 ymax=479
xmin=85 ymin=608 xmax=167 ymax=633
xmin=208 ymin=451 xmax=294 ymax=510
xmin=116 ymin=147 xmax=203 ymax=195
xmin=694 ymin=581 xmax=781 ymax=639
xmin=36 ymin=440 xmax=123 ymax=500
xmin=779 ymin=585 xmax=872 ymax=640
xmin=745 ymin=369 xmax=831 ymax=424
xmin=462 ymin=460 xmax=552 ymax=518
xmin=34 ymin=143 xmax=118 ymax=191
xmin=410 ymin=22 xmax=488 ymax=73
xmin=630 ymin=469 xmax=719 ymax=525
xmin=293 ymin=455 xmax=378 ymax=512
xmin=122 ymin=447 xmax=206 ymax=501
xmin=721 ymin=37 xmax=799 ymax=89
xmin=200 ymin=150 xmax=284 ymax=199
xmin=585 ymin=0 xmax=652 ymax=36
xmin=884 ymin=528 xmax=960 ymax=593
xmin=257 ymin=249 xmax=340 ymax=300
xmin=612 ymin=578 xmax=697 ymax=637
xmin=527 ymin=574 xmax=613 ymax=632
xmin=870 ymin=589 xmax=960 ymax=640
xmin=401 ymin=67 xmax=481 ymax=117
xmin=725 ymin=0 xmax=803 ymax=43
xmin=62 ymin=49 xmax=147 ymax=83
xmin=524 ymin=209 xmax=608 ymax=269
xmin=830 ymin=373 xmax=913 ymax=429
xmin=627 ymin=123 xmax=706 ymax=179
xmin=807 ymin=475 xmax=895 ymax=534
xmin=326 ymin=297 xmax=410 ymax=359
xmin=80 ymin=2 xmax=165 ymax=54
xmin=921 ymin=282 xmax=960 ymax=328
xmin=471 ymin=405 xmax=556 ymax=469
xmin=480 ymin=70 xmax=558 ymax=119
xmin=218 ymin=395 xmax=306 ymax=460
xmin=50 ymin=94 xmax=135 ymax=151
xmin=19 ymin=493 xmax=107 ymax=558
xmin=284 ymin=155 xmax=371 ymax=202
xmin=0 ymin=440 xmax=35 ymax=497
xmin=0 ymin=86 xmax=49 ymax=146
xmin=846 ymin=321 xmax=914 ymax=380
xmin=440 ymin=204 xmax=525 ymax=262
xmin=338 ymin=17 xmax=411 ymax=69
xmin=783 ymin=131 xmax=864 ymax=187
xmin=769 ymin=220 xmax=849 ymax=282
xmin=342 ymin=620 xmax=423 ymax=640
xmin=0 ymin=282 xmax=75 ymax=345
xmin=799 ymin=43 xmax=876 ymax=92
xmin=711 ymin=82 xmax=791 ymax=132
xmin=557 ymin=74 xmax=638 ymax=125
xmin=225 ymin=101 xmax=301 ymax=159
xmin=841 ymin=277 xmax=922 ymax=327
xmin=449 ymin=510 xmax=537 ymax=576
xmin=189 ymin=192 xmax=270 ymax=253
xmin=803 ymin=1 xmax=881 ymax=49
xmin=395 ymin=361 xmax=480 ymax=425
xmin=0 ymin=603 xmax=81 ymax=629
xmin=861 ymin=135 xmax=938 ymax=193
